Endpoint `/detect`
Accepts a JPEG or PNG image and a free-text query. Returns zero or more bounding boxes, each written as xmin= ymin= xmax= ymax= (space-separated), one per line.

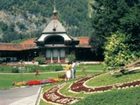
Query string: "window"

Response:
xmin=46 ymin=50 xmax=51 ymax=58
xmin=60 ymin=49 xmax=65 ymax=58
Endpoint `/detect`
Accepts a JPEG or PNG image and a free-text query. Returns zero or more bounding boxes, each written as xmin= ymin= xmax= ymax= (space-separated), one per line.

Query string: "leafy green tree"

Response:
xmin=119 ymin=4 xmax=140 ymax=52
xmin=88 ymin=0 xmax=140 ymax=65
xmin=104 ymin=32 xmax=135 ymax=69
xmin=89 ymin=0 xmax=140 ymax=54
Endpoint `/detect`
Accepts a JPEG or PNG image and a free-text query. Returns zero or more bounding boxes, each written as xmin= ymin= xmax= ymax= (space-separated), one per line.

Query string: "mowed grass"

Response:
xmin=0 ymin=72 xmax=60 ymax=89
xmin=40 ymin=100 xmax=53 ymax=105
xmin=0 ymin=64 xmax=104 ymax=89
xmin=73 ymin=87 xmax=140 ymax=105
xmin=77 ymin=63 xmax=105 ymax=72
xmin=86 ymin=72 xmax=140 ymax=87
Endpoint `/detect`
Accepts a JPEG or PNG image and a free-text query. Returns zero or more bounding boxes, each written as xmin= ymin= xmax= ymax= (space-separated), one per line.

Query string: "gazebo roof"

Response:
xmin=42 ymin=7 xmax=66 ymax=34
xmin=36 ymin=7 xmax=77 ymax=45
xmin=42 ymin=19 xmax=66 ymax=34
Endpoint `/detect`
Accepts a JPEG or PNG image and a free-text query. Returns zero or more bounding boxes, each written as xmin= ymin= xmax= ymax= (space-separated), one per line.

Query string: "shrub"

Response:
xmin=12 ymin=66 xmax=19 ymax=73
xmin=54 ymin=64 xmax=63 ymax=71
xmin=45 ymin=64 xmax=63 ymax=71
xmin=0 ymin=64 xmax=63 ymax=73
xmin=104 ymin=32 xmax=135 ymax=69
xmin=66 ymin=53 xmax=76 ymax=62
xmin=34 ymin=56 xmax=46 ymax=64
xmin=0 ymin=65 xmax=13 ymax=73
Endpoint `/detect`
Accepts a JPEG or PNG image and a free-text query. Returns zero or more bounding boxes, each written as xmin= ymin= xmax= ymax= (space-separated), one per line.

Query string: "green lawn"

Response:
xmin=40 ymin=100 xmax=52 ymax=105
xmin=86 ymin=72 xmax=140 ymax=87
xmin=0 ymin=63 xmax=104 ymax=73
xmin=2 ymin=63 xmax=140 ymax=105
xmin=0 ymin=64 xmax=104 ymax=89
xmin=77 ymin=63 xmax=105 ymax=72
xmin=0 ymin=72 xmax=60 ymax=89
xmin=73 ymin=87 xmax=140 ymax=105
xmin=0 ymin=64 xmax=63 ymax=73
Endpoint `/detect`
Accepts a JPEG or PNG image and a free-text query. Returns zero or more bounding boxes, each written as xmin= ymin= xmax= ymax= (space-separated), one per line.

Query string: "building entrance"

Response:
xmin=46 ymin=48 xmax=65 ymax=63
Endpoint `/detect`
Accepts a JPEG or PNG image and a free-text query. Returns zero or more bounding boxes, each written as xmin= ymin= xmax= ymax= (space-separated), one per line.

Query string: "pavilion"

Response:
xmin=0 ymin=8 xmax=99 ymax=63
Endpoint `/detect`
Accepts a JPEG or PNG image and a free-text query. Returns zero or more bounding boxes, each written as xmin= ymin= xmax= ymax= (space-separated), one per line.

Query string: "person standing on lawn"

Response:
xmin=64 ymin=62 xmax=72 ymax=81
xmin=71 ymin=60 xmax=77 ymax=79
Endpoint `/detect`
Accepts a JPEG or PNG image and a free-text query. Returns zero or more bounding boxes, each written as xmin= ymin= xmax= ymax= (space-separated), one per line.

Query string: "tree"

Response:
xmin=104 ymin=32 xmax=135 ymax=69
xmin=89 ymin=0 xmax=140 ymax=61
xmin=120 ymin=4 xmax=140 ymax=52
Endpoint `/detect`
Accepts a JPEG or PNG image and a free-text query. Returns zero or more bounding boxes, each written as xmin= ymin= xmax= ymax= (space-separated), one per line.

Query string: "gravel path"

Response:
xmin=0 ymin=86 xmax=41 ymax=105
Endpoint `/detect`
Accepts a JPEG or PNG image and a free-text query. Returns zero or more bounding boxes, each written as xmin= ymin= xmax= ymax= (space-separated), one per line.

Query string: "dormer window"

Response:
xmin=53 ymin=28 xmax=56 ymax=31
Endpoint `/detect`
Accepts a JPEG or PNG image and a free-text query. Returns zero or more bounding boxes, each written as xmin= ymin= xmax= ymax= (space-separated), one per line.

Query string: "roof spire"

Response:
xmin=52 ymin=0 xmax=58 ymax=19
xmin=53 ymin=0 xmax=57 ymax=13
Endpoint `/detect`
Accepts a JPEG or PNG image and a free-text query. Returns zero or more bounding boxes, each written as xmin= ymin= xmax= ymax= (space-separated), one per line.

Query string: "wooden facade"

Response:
xmin=0 ymin=8 xmax=101 ymax=63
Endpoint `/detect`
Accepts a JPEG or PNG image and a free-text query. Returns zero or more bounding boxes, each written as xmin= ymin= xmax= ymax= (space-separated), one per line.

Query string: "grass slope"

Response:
xmin=86 ymin=72 xmax=140 ymax=87
xmin=74 ymin=87 xmax=140 ymax=105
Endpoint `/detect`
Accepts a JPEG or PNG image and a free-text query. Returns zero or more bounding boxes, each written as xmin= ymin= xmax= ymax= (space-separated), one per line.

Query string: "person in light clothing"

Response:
xmin=64 ymin=62 xmax=72 ymax=81
xmin=71 ymin=61 xmax=77 ymax=79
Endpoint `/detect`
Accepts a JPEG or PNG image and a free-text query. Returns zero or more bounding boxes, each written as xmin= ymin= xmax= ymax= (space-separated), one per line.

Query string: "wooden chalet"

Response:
xmin=0 ymin=8 xmax=99 ymax=63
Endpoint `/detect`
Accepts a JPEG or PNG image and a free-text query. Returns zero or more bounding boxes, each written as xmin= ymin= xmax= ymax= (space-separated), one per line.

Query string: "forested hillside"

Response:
xmin=0 ymin=0 xmax=92 ymax=42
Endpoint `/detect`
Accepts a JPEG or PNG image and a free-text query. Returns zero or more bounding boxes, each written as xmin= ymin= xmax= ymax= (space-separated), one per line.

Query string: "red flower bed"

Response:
xmin=40 ymin=79 xmax=49 ymax=84
xmin=94 ymin=86 xmax=113 ymax=92
xmin=26 ymin=78 xmax=59 ymax=86
xmin=115 ymin=80 xmax=140 ymax=88
xmin=40 ymin=79 xmax=57 ymax=84
xmin=71 ymin=76 xmax=94 ymax=92
xmin=43 ymin=86 xmax=78 ymax=104
xmin=70 ymin=76 xmax=140 ymax=93
xmin=27 ymin=80 xmax=41 ymax=86
xmin=46 ymin=79 xmax=57 ymax=83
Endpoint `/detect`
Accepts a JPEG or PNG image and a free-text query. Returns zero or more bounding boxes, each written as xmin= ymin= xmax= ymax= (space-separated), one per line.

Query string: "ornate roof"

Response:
xmin=36 ymin=7 xmax=79 ymax=45
xmin=42 ymin=19 xmax=66 ymax=34
xmin=42 ymin=7 xmax=66 ymax=34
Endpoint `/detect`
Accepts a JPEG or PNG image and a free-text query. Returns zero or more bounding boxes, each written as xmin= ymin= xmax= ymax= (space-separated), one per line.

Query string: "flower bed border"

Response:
xmin=70 ymin=76 xmax=140 ymax=93
xmin=43 ymin=85 xmax=78 ymax=105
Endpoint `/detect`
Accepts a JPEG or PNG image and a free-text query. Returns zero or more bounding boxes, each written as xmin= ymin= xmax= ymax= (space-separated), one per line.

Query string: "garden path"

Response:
xmin=0 ymin=86 xmax=41 ymax=105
